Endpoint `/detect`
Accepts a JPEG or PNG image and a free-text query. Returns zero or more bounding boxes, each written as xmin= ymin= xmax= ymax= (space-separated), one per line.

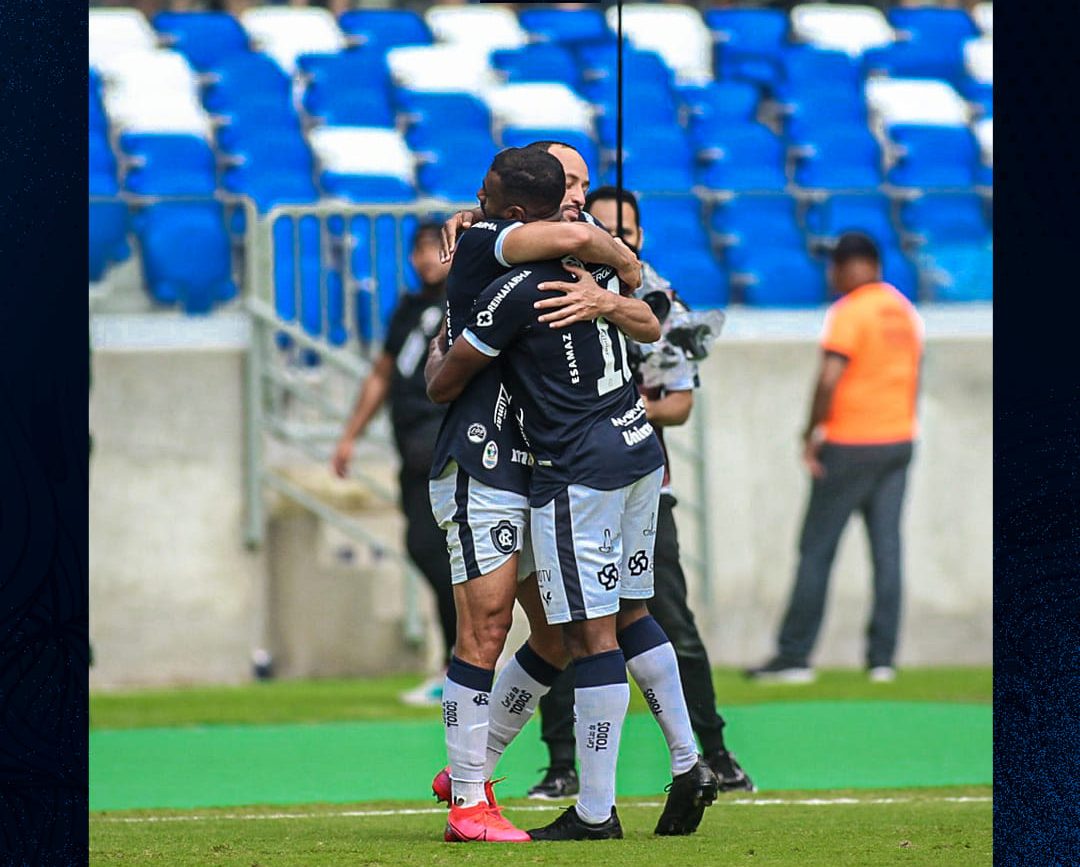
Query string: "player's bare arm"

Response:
xmin=439 ymin=208 xmax=483 ymax=262
xmin=501 ymin=221 xmax=642 ymax=291
xmin=426 ymin=337 xmax=494 ymax=404
xmin=801 ymin=351 xmax=849 ymax=478
xmin=331 ymin=352 xmax=395 ymax=478
xmin=644 ymin=389 xmax=694 ymax=428
xmin=534 ymin=264 xmax=660 ymax=342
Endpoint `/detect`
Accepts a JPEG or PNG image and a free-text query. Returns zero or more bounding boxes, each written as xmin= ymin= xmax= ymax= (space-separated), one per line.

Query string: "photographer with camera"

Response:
xmin=527 ymin=188 xmax=755 ymax=799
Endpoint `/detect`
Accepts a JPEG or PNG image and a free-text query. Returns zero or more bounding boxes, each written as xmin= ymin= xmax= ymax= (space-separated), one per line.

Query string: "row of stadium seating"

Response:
xmin=89 ymin=4 xmax=992 ymax=320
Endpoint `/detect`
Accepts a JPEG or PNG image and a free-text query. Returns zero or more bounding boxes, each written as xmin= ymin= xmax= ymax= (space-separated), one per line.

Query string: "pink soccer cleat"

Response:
xmin=444 ymin=803 xmax=531 ymax=843
xmin=432 ymin=766 xmax=452 ymax=806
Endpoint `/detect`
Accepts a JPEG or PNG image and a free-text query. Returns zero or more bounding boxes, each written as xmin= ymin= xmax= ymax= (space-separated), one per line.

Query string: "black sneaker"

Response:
xmin=654 ymin=756 xmax=720 ymax=836
xmin=706 ymin=750 xmax=756 ymax=792
xmin=527 ymin=766 xmax=579 ymax=800
xmin=743 ymin=658 xmax=815 ymax=684
xmin=529 ymin=805 xmax=623 ymax=841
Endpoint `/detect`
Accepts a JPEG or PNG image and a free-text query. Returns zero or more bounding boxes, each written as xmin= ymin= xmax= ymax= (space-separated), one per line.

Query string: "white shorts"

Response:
xmin=429 ymin=461 xmax=535 ymax=585
xmin=530 ymin=466 xmax=664 ymax=624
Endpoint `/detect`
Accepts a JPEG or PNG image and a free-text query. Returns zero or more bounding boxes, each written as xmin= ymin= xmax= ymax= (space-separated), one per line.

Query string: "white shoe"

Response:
xmin=869 ymin=666 xmax=896 ymax=683
xmin=400 ymin=672 xmax=446 ymax=706
xmin=745 ymin=660 xmax=816 ymax=684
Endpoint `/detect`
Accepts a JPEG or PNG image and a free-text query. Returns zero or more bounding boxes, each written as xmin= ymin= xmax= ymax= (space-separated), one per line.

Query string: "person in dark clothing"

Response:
xmin=527 ymin=187 xmax=755 ymax=799
xmin=332 ymin=220 xmax=455 ymax=706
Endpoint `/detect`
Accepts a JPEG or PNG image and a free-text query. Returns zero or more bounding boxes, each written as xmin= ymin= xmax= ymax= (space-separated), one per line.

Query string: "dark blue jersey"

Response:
xmin=429 ymin=218 xmax=533 ymax=494
xmin=461 ymin=257 xmax=665 ymax=507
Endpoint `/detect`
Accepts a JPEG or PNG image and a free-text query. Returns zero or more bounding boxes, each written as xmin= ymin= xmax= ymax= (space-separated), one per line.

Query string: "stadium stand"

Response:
xmin=89 ymin=2 xmax=992 ymax=316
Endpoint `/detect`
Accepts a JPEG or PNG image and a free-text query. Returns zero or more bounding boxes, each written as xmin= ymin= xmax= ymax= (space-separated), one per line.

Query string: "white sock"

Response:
xmin=484 ymin=644 xmax=563 ymax=779
xmin=443 ymin=656 xmax=494 ymax=808
xmin=621 ymin=617 xmax=698 ymax=777
xmin=573 ymin=650 xmax=629 ymax=825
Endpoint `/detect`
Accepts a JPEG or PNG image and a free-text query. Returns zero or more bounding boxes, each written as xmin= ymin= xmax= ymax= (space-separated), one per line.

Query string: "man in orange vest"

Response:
xmin=747 ymin=232 xmax=924 ymax=685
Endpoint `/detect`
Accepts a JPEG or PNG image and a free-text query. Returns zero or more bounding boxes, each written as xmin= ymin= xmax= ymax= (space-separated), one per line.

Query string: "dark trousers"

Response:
xmin=539 ymin=493 xmax=727 ymax=767
xmin=397 ymin=433 xmax=456 ymax=666
xmin=777 ymin=441 xmax=913 ymax=669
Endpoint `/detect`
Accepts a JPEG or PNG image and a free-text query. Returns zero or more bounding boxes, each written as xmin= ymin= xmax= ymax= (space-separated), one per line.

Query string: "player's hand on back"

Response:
xmin=534 ymin=264 xmax=616 ymax=328
xmin=440 ymin=210 xmax=475 ymax=263
xmin=613 ymin=238 xmax=643 ymax=294
xmin=331 ymin=438 xmax=354 ymax=479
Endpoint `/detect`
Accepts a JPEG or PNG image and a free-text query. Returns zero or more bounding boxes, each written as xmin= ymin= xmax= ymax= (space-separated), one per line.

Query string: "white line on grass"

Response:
xmin=95 ymin=795 xmax=990 ymax=824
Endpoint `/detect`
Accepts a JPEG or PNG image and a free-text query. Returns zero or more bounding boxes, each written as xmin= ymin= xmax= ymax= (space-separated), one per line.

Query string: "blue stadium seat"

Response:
xmin=696 ymin=124 xmax=788 ymax=192
xmin=89 ymin=81 xmax=108 ymax=135
xmin=297 ymin=49 xmax=391 ymax=90
xmin=576 ymin=43 xmax=672 ymax=88
xmin=679 ymin=80 xmax=760 ymax=126
xmin=605 ymin=128 xmax=694 ymax=192
xmin=734 ymin=248 xmax=827 ymax=307
xmin=791 ymin=126 xmax=882 ymax=190
xmin=89 ymin=171 xmax=130 ymax=282
xmin=639 ymin=194 xmax=707 ymax=238
xmin=270 ymin=213 xmax=322 ymax=332
xmin=710 ymin=194 xmax=804 ymax=268
xmin=320 ymin=173 xmax=416 ymax=203
xmin=415 ymin=139 xmax=492 ymax=201
xmin=491 ymin=44 xmax=581 ymax=90
xmin=303 ymin=86 xmax=395 ymax=128
xmin=881 ymin=246 xmax=920 ymax=301
xmin=920 ymin=241 xmax=992 ymax=301
xmin=220 ymin=133 xmax=314 ymax=176
xmin=805 ymin=193 xmax=899 ymax=251
xmin=224 ymin=171 xmax=319 ymax=213
xmin=863 ymin=8 xmax=977 ymax=81
xmin=587 ymin=79 xmax=679 ymax=147
xmin=704 ymin=8 xmax=789 ymax=87
xmin=203 ymin=53 xmax=291 ymax=112
xmin=396 ymin=91 xmax=492 ymax=136
xmin=646 ymin=247 xmax=729 ymax=308
xmin=338 ymin=9 xmax=433 ymax=55
xmin=900 ymin=192 xmax=989 ymax=245
xmin=501 ymin=128 xmax=599 ymax=180
xmin=887 ymin=125 xmax=978 ymax=188
xmin=778 ymin=87 xmax=869 ymax=137
xmin=961 ymin=79 xmax=993 ymax=119
xmin=407 ymin=124 xmax=497 ymax=155
xmin=341 ymin=213 xmax=420 ymax=339
xmin=214 ymin=97 xmax=303 ymax=151
xmin=776 ymin=46 xmax=862 ymax=96
xmin=519 ymin=7 xmax=610 ymax=46
xmin=153 ymin=11 xmax=250 ymax=71
xmin=89 ymin=134 xmax=117 ymax=177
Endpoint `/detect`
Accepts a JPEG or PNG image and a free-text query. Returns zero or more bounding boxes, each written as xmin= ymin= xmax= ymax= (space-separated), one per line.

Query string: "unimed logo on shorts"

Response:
xmin=443 ymin=700 xmax=458 ymax=728
xmin=586 ymin=720 xmax=611 ymax=751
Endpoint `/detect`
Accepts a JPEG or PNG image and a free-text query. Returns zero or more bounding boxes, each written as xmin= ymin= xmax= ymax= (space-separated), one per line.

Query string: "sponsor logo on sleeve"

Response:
xmin=476 ymin=310 xmax=493 ymax=327
xmin=482 ymin=441 xmax=499 ymax=469
xmin=467 ymin=423 xmax=487 ymax=444
xmin=493 ymin=384 xmax=511 ymax=430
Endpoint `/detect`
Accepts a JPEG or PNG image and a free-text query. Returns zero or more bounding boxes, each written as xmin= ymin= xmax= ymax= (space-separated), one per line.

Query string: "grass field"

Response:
xmin=90 ymin=667 xmax=992 ymax=865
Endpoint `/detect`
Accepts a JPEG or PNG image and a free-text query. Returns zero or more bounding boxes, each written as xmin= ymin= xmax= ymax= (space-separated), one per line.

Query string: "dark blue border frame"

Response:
xmin=993 ymin=1 xmax=1080 ymax=861
xmin=0 ymin=0 xmax=89 ymax=861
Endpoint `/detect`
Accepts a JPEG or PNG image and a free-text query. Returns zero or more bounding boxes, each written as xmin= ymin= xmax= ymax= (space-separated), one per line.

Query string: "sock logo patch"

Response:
xmin=472 ymin=692 xmax=489 ymax=707
xmin=597 ymin=562 xmax=620 ymax=590
xmin=586 ymin=720 xmax=612 ymax=751
xmin=627 ymin=550 xmax=650 ymax=577
xmin=501 ymin=686 xmax=532 ymax=715
xmin=643 ymin=688 xmax=663 ymax=715
xmin=443 ymin=700 xmax=459 ymax=727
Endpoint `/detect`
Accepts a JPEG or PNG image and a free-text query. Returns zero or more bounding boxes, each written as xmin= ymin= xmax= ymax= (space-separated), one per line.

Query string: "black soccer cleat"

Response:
xmin=528 ymin=805 xmax=623 ymax=841
xmin=706 ymin=750 xmax=756 ymax=793
xmin=527 ymin=766 xmax=580 ymax=800
xmin=654 ymin=756 xmax=720 ymax=836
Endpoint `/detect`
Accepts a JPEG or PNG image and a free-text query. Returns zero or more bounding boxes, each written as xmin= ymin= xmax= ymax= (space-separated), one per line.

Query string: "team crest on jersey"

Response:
xmin=482 ymin=441 xmax=499 ymax=469
xmin=597 ymin=563 xmax=620 ymax=590
xmin=467 ymin=423 xmax=487 ymax=444
xmin=490 ymin=520 xmax=518 ymax=555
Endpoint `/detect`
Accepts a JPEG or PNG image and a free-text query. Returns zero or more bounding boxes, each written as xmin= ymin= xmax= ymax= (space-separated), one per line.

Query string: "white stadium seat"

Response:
xmin=485 ymin=83 xmax=593 ymax=133
xmin=975 ymin=118 xmax=993 ymax=165
xmin=865 ymin=78 xmax=970 ymax=127
xmin=605 ymin=4 xmax=712 ymax=84
xmin=973 ymin=2 xmax=993 ymax=36
xmin=791 ymin=3 xmax=895 ymax=56
xmin=240 ymin=7 xmax=346 ymax=74
xmin=386 ymin=44 xmax=499 ymax=94
xmin=964 ymin=36 xmax=993 ymax=85
xmin=97 ymin=49 xmax=212 ymax=136
xmin=425 ymin=5 xmax=528 ymax=53
xmin=89 ymin=8 xmax=159 ymax=68
xmin=308 ymin=127 xmax=415 ymax=182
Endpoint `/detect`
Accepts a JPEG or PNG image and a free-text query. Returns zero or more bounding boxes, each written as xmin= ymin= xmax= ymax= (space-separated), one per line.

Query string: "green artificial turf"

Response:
xmin=90 ymin=787 xmax=992 ymax=866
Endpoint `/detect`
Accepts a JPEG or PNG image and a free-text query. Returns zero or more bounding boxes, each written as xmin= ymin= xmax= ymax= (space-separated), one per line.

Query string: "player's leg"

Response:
xmin=860 ymin=443 xmax=913 ymax=675
xmin=528 ymin=487 xmax=629 ymax=840
xmin=529 ymin=668 xmax=578 ymax=798
xmin=647 ymin=493 xmax=753 ymax=790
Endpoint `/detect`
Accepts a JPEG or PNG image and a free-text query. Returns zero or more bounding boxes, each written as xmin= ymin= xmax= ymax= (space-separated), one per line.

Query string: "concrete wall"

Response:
xmin=89 ymin=308 xmax=991 ymax=689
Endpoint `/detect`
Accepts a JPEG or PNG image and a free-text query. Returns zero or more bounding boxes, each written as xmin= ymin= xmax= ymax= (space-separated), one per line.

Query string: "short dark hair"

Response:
xmin=830 ymin=231 xmax=880 ymax=266
xmin=490 ymin=147 xmax=565 ymax=218
xmin=584 ymin=185 xmax=641 ymax=227
xmin=412 ymin=220 xmax=442 ymax=251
